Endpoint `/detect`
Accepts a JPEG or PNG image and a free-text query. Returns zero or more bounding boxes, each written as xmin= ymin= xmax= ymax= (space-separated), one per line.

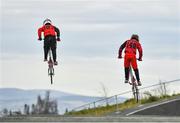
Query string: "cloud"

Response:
xmin=2 ymin=0 xmax=179 ymax=23
xmin=1 ymin=0 xmax=180 ymax=96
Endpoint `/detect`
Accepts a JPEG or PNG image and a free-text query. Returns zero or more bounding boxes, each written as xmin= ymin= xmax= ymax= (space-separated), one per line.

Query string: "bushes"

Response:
xmin=141 ymin=96 xmax=159 ymax=104
xmin=124 ymin=98 xmax=135 ymax=104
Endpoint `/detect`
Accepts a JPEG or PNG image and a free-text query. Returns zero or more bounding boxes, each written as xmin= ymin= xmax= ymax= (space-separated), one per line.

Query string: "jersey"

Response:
xmin=119 ymin=39 xmax=143 ymax=69
xmin=38 ymin=24 xmax=60 ymax=38
xmin=119 ymin=39 xmax=143 ymax=59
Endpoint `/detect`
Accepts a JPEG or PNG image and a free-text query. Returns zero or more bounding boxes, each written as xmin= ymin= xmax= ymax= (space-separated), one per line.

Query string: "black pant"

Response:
xmin=124 ymin=67 xmax=140 ymax=82
xmin=44 ymin=36 xmax=57 ymax=62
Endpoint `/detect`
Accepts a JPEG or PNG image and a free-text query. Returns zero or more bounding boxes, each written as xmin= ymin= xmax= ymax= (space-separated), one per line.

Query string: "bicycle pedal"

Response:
xmin=124 ymin=80 xmax=129 ymax=83
xmin=129 ymin=82 xmax=132 ymax=85
xmin=138 ymin=84 xmax=142 ymax=86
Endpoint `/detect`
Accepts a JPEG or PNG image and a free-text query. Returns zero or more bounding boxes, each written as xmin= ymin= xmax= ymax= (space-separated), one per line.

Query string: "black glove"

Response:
xmin=138 ymin=58 xmax=142 ymax=61
xmin=56 ymin=37 xmax=61 ymax=42
xmin=38 ymin=37 xmax=42 ymax=41
xmin=118 ymin=55 xmax=122 ymax=59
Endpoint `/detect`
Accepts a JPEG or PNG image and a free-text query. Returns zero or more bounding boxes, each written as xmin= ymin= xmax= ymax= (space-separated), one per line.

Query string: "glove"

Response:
xmin=38 ymin=37 xmax=42 ymax=41
xmin=56 ymin=37 xmax=61 ymax=42
xmin=138 ymin=58 xmax=142 ymax=61
xmin=118 ymin=55 xmax=122 ymax=59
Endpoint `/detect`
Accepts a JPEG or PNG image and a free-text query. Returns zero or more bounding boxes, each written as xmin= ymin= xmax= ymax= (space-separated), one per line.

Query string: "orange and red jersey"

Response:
xmin=119 ymin=39 xmax=143 ymax=69
xmin=119 ymin=39 xmax=143 ymax=59
xmin=38 ymin=24 xmax=60 ymax=38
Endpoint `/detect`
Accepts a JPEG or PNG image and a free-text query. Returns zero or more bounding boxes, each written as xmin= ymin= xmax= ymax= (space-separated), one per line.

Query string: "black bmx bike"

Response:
xmin=129 ymin=65 xmax=139 ymax=103
xmin=47 ymin=48 xmax=54 ymax=84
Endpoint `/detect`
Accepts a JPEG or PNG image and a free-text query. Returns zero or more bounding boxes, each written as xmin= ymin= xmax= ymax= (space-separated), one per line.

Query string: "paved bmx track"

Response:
xmin=1 ymin=116 xmax=180 ymax=122
xmin=111 ymin=95 xmax=180 ymax=117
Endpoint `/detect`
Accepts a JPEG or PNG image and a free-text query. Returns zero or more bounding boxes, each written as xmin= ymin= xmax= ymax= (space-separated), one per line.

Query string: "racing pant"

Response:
xmin=44 ymin=35 xmax=57 ymax=62
xmin=124 ymin=53 xmax=140 ymax=82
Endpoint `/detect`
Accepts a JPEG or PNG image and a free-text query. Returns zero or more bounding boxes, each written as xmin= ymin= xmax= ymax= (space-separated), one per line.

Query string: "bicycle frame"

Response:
xmin=129 ymin=65 xmax=139 ymax=103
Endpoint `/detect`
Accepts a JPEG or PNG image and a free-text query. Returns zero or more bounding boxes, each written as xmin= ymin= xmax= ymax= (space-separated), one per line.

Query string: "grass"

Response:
xmin=66 ymin=93 xmax=180 ymax=116
xmin=66 ymin=98 xmax=138 ymax=116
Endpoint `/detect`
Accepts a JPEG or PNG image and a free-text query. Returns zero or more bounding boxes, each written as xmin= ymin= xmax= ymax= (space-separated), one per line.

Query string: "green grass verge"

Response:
xmin=66 ymin=98 xmax=139 ymax=116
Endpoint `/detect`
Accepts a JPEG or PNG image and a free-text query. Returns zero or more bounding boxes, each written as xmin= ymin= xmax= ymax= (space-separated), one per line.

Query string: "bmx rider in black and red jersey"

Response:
xmin=118 ymin=34 xmax=143 ymax=86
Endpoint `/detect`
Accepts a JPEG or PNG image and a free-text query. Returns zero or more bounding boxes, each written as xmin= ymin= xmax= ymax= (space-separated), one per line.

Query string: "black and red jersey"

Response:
xmin=119 ymin=39 xmax=143 ymax=59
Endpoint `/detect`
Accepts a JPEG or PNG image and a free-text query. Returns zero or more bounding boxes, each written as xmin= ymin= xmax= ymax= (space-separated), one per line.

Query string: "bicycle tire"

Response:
xmin=136 ymin=89 xmax=139 ymax=103
xmin=134 ymin=85 xmax=139 ymax=103
xmin=132 ymin=84 xmax=136 ymax=100
xmin=48 ymin=68 xmax=54 ymax=84
xmin=50 ymin=74 xmax=53 ymax=84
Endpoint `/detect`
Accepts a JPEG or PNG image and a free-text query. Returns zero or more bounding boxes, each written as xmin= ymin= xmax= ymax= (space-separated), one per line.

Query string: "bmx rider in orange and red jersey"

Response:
xmin=38 ymin=18 xmax=60 ymax=65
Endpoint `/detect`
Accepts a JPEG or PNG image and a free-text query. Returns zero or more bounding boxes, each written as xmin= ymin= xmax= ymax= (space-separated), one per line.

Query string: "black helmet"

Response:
xmin=131 ymin=34 xmax=139 ymax=41
xmin=43 ymin=18 xmax=52 ymax=25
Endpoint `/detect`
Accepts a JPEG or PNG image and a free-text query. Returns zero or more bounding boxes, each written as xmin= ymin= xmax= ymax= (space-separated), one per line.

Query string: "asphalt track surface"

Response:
xmin=109 ymin=95 xmax=180 ymax=117
xmin=1 ymin=116 xmax=180 ymax=122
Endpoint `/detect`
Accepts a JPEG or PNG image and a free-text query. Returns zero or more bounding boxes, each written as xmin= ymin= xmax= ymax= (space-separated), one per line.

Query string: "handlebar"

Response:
xmin=38 ymin=38 xmax=61 ymax=42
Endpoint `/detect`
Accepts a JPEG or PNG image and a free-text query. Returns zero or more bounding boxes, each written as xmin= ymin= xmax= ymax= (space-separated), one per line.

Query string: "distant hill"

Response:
xmin=0 ymin=88 xmax=126 ymax=114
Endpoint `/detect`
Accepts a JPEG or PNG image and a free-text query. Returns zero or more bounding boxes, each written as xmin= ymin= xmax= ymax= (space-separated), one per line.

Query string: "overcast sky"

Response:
xmin=0 ymin=0 xmax=180 ymax=97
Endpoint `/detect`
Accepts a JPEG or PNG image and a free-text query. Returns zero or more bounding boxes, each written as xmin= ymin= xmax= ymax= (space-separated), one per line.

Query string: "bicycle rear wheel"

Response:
xmin=132 ymin=85 xmax=136 ymax=101
xmin=134 ymin=85 xmax=139 ymax=103
xmin=132 ymin=84 xmax=139 ymax=103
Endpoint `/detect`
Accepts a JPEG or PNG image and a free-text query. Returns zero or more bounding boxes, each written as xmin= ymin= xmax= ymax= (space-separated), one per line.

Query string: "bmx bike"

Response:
xmin=129 ymin=65 xmax=139 ymax=103
xmin=47 ymin=48 xmax=54 ymax=84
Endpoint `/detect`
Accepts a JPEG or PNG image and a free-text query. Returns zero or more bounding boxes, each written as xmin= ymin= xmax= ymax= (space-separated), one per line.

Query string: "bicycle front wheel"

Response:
xmin=48 ymin=68 xmax=54 ymax=84
xmin=135 ymin=86 xmax=139 ymax=103
xmin=50 ymin=74 xmax=53 ymax=84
